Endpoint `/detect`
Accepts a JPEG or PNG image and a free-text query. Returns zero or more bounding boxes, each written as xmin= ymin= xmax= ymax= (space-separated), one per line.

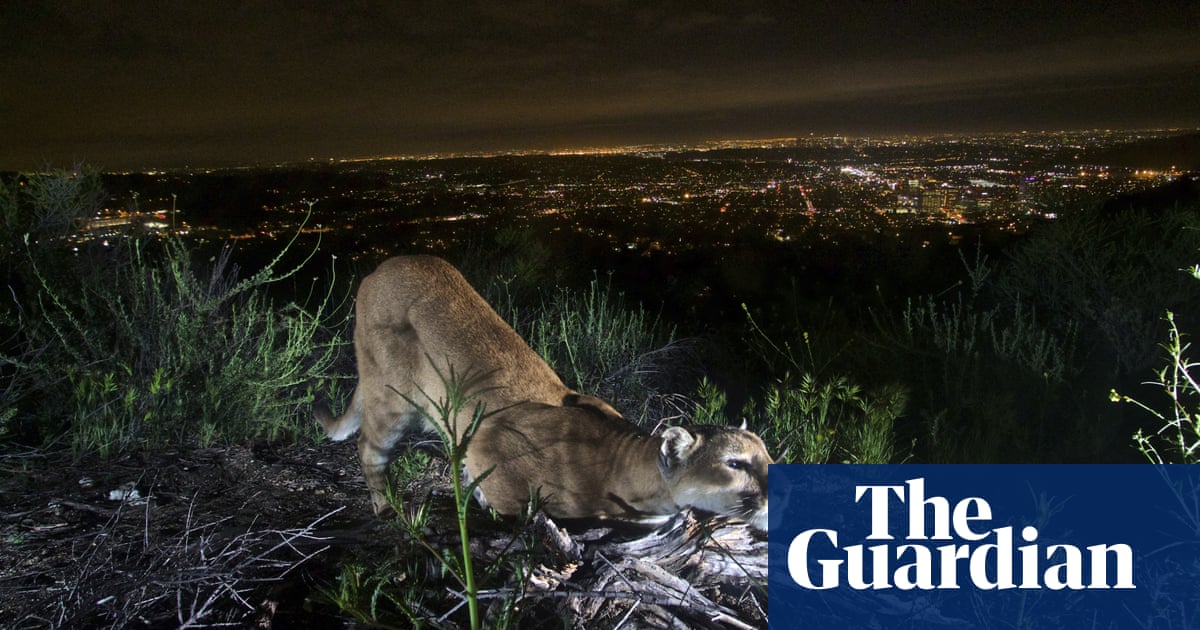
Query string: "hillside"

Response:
xmin=1085 ymin=131 xmax=1200 ymax=171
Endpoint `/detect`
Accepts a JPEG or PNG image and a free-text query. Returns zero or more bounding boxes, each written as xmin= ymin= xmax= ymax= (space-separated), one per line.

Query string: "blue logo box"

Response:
xmin=768 ymin=465 xmax=1200 ymax=629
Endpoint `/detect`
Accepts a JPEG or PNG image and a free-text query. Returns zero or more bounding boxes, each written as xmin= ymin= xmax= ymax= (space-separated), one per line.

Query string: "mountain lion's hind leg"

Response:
xmin=358 ymin=407 xmax=425 ymax=515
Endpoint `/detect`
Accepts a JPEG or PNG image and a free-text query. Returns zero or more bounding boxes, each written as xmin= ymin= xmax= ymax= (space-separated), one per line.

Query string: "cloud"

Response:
xmin=2 ymin=1 xmax=1198 ymax=168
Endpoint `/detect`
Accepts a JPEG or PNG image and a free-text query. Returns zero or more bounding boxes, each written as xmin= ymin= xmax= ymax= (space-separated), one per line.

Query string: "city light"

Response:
xmin=75 ymin=129 xmax=1191 ymax=260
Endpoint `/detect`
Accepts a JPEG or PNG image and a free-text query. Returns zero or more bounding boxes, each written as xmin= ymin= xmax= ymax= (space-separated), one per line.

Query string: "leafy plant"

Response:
xmin=1116 ymin=308 xmax=1200 ymax=464
xmin=754 ymin=373 xmax=907 ymax=464
xmin=1 ymin=165 xmax=105 ymax=245
xmin=690 ymin=376 xmax=730 ymax=426
xmin=322 ymin=363 xmax=553 ymax=629
xmin=732 ymin=306 xmax=908 ymax=463
xmin=322 ymin=560 xmax=431 ymax=629
xmin=390 ymin=362 xmax=496 ymax=630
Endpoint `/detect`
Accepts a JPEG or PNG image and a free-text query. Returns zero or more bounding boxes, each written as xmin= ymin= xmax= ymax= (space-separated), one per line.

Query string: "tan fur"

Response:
xmin=316 ymin=255 xmax=771 ymax=529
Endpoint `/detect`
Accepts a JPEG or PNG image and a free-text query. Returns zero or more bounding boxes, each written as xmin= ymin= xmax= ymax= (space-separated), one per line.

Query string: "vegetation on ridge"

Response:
xmin=2 ymin=166 xmax=1200 ymax=627
xmin=4 ymin=167 xmax=1200 ymax=462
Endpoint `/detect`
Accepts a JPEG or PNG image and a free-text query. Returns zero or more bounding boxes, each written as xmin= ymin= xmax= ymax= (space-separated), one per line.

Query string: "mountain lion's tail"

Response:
xmin=315 ymin=387 xmax=363 ymax=441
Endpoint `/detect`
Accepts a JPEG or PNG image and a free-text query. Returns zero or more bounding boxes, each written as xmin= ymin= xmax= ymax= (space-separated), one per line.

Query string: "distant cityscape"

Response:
xmin=77 ymin=129 xmax=1195 ymax=261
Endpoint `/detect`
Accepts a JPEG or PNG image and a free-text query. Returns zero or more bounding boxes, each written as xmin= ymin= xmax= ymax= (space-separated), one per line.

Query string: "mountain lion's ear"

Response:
xmin=738 ymin=418 xmax=748 ymax=431
xmin=660 ymin=426 xmax=697 ymax=464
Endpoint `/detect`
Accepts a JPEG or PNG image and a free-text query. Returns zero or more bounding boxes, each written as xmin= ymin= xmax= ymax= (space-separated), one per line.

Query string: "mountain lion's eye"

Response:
xmin=725 ymin=458 xmax=748 ymax=470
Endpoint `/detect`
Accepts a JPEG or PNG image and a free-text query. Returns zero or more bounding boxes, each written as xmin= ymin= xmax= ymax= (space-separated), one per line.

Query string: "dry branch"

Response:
xmin=414 ymin=508 xmax=767 ymax=627
xmin=514 ymin=511 xmax=766 ymax=628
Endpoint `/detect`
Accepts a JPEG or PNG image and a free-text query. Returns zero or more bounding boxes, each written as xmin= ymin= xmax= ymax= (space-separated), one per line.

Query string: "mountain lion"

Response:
xmin=316 ymin=255 xmax=771 ymax=530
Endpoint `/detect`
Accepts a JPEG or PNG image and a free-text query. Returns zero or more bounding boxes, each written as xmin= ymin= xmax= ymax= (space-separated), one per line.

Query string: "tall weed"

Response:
xmin=323 ymin=364 xmax=547 ymax=629
xmin=734 ymin=307 xmax=908 ymax=463
xmin=1118 ymin=308 xmax=1200 ymax=464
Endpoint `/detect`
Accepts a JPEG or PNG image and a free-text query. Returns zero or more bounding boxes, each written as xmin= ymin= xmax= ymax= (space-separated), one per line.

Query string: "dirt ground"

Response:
xmin=0 ymin=440 xmax=768 ymax=629
xmin=0 ymin=440 xmax=383 ymax=628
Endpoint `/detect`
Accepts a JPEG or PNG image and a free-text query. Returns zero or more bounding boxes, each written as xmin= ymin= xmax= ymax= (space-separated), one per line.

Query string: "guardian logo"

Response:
xmin=788 ymin=478 xmax=1133 ymax=591
xmin=767 ymin=466 xmax=1200 ymax=629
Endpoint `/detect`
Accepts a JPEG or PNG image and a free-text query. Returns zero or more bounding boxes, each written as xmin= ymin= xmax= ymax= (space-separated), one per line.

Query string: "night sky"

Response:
xmin=3 ymin=1 xmax=1199 ymax=170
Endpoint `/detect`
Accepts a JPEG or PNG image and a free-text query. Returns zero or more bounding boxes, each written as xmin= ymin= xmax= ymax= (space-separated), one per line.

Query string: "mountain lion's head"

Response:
xmin=659 ymin=425 xmax=771 ymax=530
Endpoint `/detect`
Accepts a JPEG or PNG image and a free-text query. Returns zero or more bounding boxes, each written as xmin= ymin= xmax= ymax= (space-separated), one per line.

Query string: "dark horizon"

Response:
xmin=3 ymin=2 xmax=1199 ymax=171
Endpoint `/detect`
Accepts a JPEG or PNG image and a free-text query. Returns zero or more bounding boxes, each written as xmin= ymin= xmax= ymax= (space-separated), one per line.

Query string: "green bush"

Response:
xmin=727 ymin=307 xmax=908 ymax=463
xmin=82 ymin=240 xmax=342 ymax=454
xmin=1 ymin=171 xmax=350 ymax=456
xmin=998 ymin=204 xmax=1200 ymax=377
xmin=866 ymin=247 xmax=1083 ymax=463
xmin=0 ymin=165 xmax=105 ymax=246
xmin=690 ymin=376 xmax=730 ymax=426
xmin=756 ymin=374 xmax=907 ymax=464
xmin=493 ymin=273 xmax=695 ymax=424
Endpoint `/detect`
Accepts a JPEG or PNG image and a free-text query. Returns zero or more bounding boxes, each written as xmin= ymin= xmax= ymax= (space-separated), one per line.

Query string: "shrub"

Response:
xmin=730 ymin=307 xmax=908 ymax=464
xmin=690 ymin=376 xmax=730 ymax=426
xmin=998 ymin=203 xmax=1200 ymax=377
xmin=1 ymin=171 xmax=350 ymax=455
xmin=752 ymin=374 xmax=907 ymax=464
xmin=493 ymin=273 xmax=696 ymax=424
xmin=870 ymin=248 xmax=1080 ymax=462
xmin=0 ymin=165 xmax=105 ymax=245
xmin=693 ymin=368 xmax=906 ymax=464
xmin=47 ymin=237 xmax=345 ymax=454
